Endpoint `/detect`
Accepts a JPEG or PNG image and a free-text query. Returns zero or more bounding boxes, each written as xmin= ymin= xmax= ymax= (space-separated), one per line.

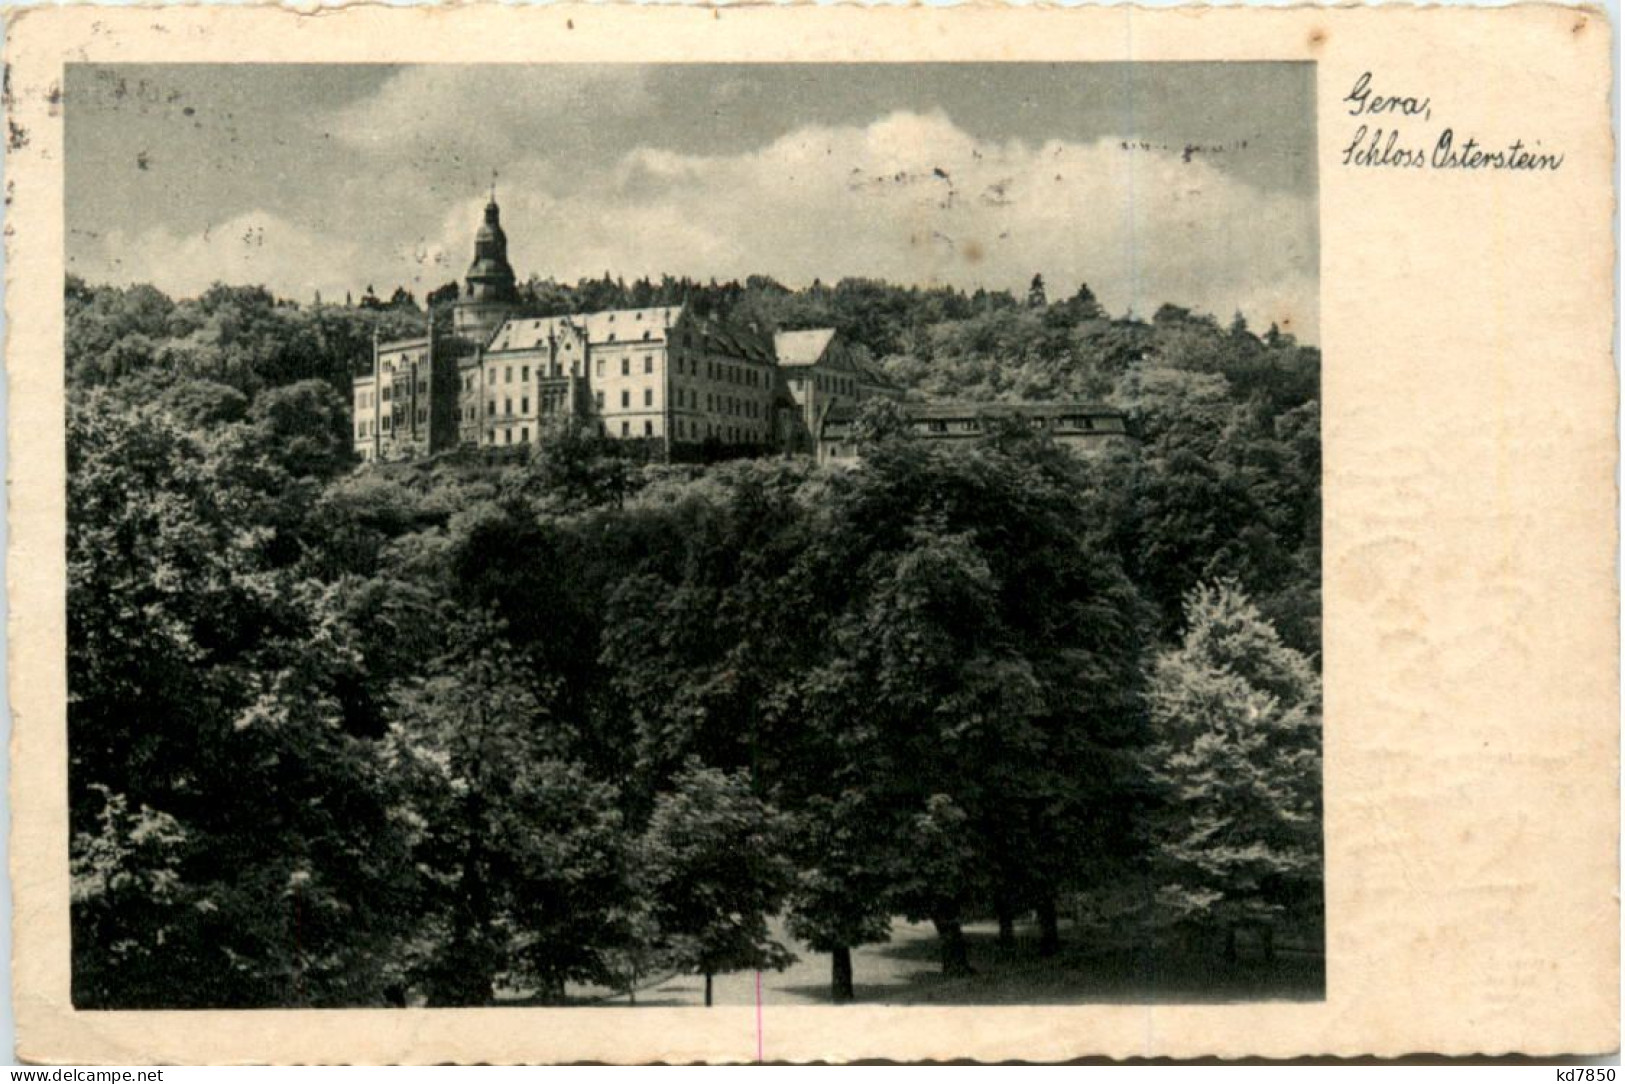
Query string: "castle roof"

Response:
xmin=486 ymin=306 xmax=685 ymax=352
xmin=773 ymin=328 xmax=839 ymax=368
xmin=485 ymin=306 xmax=776 ymax=364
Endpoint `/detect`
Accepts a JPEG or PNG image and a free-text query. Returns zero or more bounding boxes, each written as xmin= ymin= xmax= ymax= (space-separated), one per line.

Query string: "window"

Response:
xmin=356 ymin=422 xmax=365 ymax=438
xmin=382 ymin=386 xmax=392 ymax=402
xmin=489 ymin=368 xmax=496 ymax=383
xmin=505 ymin=366 xmax=512 ymax=382
xmin=505 ymin=429 xmax=513 ymax=445
xmin=521 ymin=397 xmax=530 ymax=413
xmin=521 ymin=427 xmax=529 ymax=442
xmin=521 ymin=366 xmax=529 ymax=381
xmin=644 ymin=420 xmax=653 ymax=437
xmin=643 ymin=388 xmax=653 ymax=407
xmin=463 ymin=376 xmax=472 ymax=392
xmin=621 ymin=390 xmax=630 ymax=408
xmin=487 ymin=401 xmax=496 ymax=417
xmin=597 ymin=359 xmax=605 ymax=377
xmin=929 ymin=420 xmax=948 ymax=433
xmin=642 ymin=330 xmax=651 ymax=341
xmin=621 ymin=421 xmax=630 ymax=436
xmin=382 ymin=416 xmax=392 ymax=432
xmin=505 ymin=398 xmax=513 ymax=415
xmin=417 ymin=408 xmax=427 ymax=424
xmin=644 ymin=356 xmax=653 ymax=374
xmin=594 ymin=391 xmax=604 ymax=409
xmin=622 ymin=357 xmax=630 ymax=376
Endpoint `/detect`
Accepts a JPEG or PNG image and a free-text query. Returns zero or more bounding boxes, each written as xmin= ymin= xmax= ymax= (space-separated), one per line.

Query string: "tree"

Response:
xmin=67 ymin=393 xmax=416 ymax=1007
xmin=639 ymin=762 xmax=796 ymax=1006
xmin=789 ymin=439 xmax=1151 ymax=975
xmin=247 ymin=378 xmax=354 ymax=481
xmin=849 ymin=396 xmax=912 ymax=445
xmin=1027 ymin=273 xmax=1048 ymax=309
xmin=387 ymin=617 xmax=632 ymax=1006
xmin=1144 ymin=582 xmax=1322 ymax=960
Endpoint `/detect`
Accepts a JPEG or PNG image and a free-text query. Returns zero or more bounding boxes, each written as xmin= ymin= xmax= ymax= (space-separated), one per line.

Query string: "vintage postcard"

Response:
xmin=4 ymin=2 xmax=1616 ymax=1064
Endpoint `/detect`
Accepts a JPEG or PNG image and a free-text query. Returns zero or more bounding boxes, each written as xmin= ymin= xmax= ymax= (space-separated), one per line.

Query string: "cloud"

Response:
xmin=77 ymin=110 xmax=1318 ymax=342
xmin=459 ymin=110 xmax=1319 ymax=339
xmin=321 ymin=66 xmax=654 ymax=166
xmin=74 ymin=212 xmax=367 ymax=303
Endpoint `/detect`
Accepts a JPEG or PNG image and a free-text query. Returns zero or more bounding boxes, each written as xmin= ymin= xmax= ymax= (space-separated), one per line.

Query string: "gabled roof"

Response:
xmin=774 ymin=328 xmax=837 ymax=368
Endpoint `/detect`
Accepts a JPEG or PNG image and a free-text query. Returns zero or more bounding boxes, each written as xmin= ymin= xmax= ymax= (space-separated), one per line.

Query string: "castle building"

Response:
xmin=356 ymin=196 xmax=781 ymax=462
xmin=352 ymin=195 xmax=1121 ymax=467
xmin=462 ymin=306 xmax=779 ymax=454
xmin=352 ymin=322 xmax=464 ymax=463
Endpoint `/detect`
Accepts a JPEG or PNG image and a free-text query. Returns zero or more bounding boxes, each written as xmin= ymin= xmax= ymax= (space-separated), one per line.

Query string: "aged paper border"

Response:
xmin=5 ymin=3 xmax=1618 ymax=1063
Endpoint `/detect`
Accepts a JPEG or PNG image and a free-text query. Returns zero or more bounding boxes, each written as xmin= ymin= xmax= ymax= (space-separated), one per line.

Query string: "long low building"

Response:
xmin=816 ymin=400 xmax=1131 ymax=464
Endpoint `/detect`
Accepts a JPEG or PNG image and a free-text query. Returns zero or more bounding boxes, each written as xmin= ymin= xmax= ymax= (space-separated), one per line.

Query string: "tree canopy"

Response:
xmin=67 ymin=271 xmax=1321 ymax=1006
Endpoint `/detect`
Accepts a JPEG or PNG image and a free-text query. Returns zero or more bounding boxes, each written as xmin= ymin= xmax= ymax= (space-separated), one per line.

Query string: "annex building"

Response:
xmin=816 ymin=401 xmax=1131 ymax=465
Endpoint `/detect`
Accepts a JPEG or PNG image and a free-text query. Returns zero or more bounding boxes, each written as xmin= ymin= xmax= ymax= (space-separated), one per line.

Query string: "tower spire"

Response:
xmin=454 ymin=181 xmax=518 ymax=346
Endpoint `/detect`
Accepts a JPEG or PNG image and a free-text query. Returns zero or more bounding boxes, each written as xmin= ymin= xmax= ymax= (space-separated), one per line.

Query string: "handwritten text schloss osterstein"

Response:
xmin=1339 ymin=72 xmax=1564 ymax=172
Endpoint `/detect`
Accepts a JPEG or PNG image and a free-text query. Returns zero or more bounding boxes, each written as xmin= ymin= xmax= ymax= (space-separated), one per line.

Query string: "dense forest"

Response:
xmin=67 ymin=271 xmax=1321 ymax=1007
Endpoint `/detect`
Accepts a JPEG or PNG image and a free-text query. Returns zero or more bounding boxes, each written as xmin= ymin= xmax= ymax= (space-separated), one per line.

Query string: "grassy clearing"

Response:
xmin=563 ymin=916 xmax=1324 ymax=1008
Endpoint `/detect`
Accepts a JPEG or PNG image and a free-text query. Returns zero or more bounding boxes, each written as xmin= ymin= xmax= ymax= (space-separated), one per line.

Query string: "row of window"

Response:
xmin=917 ymin=416 xmax=1102 ymax=433
xmin=356 ymin=405 xmax=437 ymax=437
xmin=455 ymin=416 xmax=767 ymax=449
xmin=450 ymin=346 xmax=774 ymax=400
xmin=679 ymin=355 xmax=763 ymax=387
xmin=791 ymin=372 xmax=858 ymax=397
xmin=675 ymin=389 xmax=760 ymax=418
xmin=490 ymin=426 xmax=532 ymax=445
xmin=673 ymin=418 xmax=764 ymax=443
xmin=484 ymin=396 xmax=534 ymax=418
xmin=598 ymin=355 xmax=657 ymax=378
xmin=600 ymin=328 xmax=656 ymax=344
xmin=822 ymin=416 xmax=1106 ymax=437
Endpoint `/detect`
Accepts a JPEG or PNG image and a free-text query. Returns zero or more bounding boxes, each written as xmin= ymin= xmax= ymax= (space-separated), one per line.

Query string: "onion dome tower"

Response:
xmin=452 ymin=189 xmax=519 ymax=346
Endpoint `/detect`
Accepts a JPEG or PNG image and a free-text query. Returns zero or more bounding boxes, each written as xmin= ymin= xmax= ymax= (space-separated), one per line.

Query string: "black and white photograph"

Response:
xmin=64 ymin=61 xmax=1323 ymax=1012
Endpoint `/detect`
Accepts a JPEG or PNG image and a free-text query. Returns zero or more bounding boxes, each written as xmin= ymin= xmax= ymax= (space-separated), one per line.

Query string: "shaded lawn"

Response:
xmin=554 ymin=916 xmax=1324 ymax=1008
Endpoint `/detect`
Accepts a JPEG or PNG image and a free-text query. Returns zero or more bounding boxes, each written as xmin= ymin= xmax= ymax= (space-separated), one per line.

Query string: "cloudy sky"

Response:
xmin=66 ymin=63 xmax=1319 ymax=340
